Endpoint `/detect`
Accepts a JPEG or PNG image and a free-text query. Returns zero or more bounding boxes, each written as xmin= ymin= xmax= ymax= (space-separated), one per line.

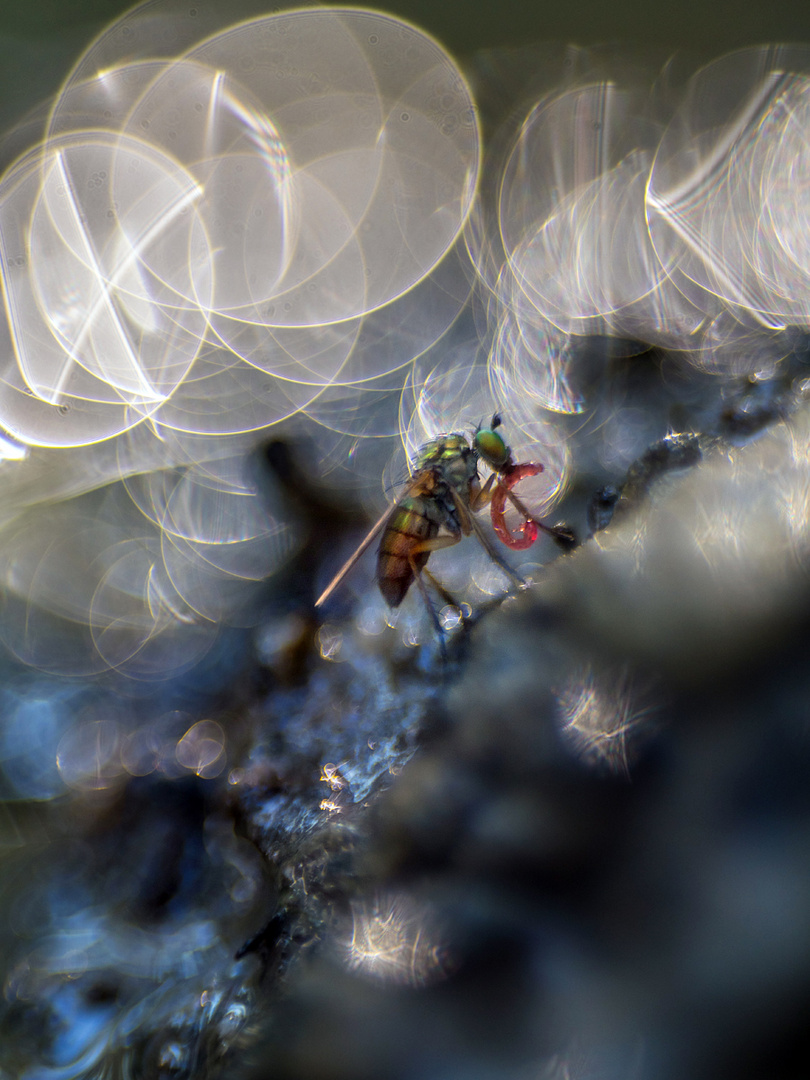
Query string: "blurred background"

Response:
xmin=3 ymin=3 xmax=810 ymax=1080
xmin=4 ymin=0 xmax=810 ymax=138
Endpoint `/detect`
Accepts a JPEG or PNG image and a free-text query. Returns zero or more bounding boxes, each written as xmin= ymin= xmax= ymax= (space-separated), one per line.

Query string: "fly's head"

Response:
xmin=473 ymin=413 xmax=511 ymax=473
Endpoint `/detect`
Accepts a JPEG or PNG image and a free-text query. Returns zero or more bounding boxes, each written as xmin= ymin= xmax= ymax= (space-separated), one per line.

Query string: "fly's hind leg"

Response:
xmin=407 ymin=533 xmax=465 ymax=658
xmin=408 ymin=555 xmax=449 ymax=659
xmin=421 ymin=566 xmax=464 ymax=611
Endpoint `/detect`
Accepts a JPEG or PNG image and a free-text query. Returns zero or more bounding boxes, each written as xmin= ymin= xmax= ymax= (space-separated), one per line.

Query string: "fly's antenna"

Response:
xmin=472 ymin=414 xmax=501 ymax=434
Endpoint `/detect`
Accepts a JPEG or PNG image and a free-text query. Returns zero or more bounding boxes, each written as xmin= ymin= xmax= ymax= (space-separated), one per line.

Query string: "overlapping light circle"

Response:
xmin=0 ymin=4 xmax=479 ymax=449
xmin=647 ymin=47 xmax=810 ymax=332
xmin=3 ymin=17 xmax=810 ymax=677
xmin=477 ymin=45 xmax=810 ymax=413
xmin=0 ymin=2 xmax=479 ymax=675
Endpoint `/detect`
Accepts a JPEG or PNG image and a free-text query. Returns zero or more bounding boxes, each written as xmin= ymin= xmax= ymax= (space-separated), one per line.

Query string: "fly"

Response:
xmin=315 ymin=418 xmax=574 ymax=646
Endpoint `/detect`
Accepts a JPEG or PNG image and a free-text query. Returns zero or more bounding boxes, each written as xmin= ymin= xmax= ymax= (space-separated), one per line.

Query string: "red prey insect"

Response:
xmin=474 ymin=415 xmax=575 ymax=551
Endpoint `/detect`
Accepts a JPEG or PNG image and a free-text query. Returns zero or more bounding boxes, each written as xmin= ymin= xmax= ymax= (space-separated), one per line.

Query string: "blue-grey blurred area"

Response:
xmin=4 ymin=3 xmax=810 ymax=1080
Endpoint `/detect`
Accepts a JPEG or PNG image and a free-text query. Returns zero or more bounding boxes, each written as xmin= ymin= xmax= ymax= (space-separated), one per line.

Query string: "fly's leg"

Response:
xmin=469 ymin=471 xmax=497 ymax=512
xmin=451 ymin=488 xmax=529 ymax=592
xmin=503 ymin=484 xmax=577 ymax=549
xmin=406 ymin=532 xmax=465 ymax=657
xmin=408 ymin=533 xmax=464 ymax=558
xmin=409 ymin=554 xmax=449 ymax=659
xmin=466 ymin=512 xmax=530 ymax=591
xmin=422 ymin=566 xmax=464 ymax=610
xmin=489 ymin=465 xmax=577 ymax=551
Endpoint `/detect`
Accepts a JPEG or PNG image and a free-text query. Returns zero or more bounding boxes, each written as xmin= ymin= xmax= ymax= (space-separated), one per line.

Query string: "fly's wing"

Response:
xmin=315 ymin=503 xmax=394 ymax=608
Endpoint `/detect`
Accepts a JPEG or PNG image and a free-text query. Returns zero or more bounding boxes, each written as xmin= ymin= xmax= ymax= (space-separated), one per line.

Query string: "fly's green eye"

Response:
xmin=474 ymin=426 xmax=509 ymax=468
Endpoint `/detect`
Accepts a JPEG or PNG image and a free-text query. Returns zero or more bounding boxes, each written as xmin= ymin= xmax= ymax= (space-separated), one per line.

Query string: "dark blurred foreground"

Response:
xmin=234 ymin=399 xmax=810 ymax=1080
xmin=4 ymin=353 xmax=810 ymax=1080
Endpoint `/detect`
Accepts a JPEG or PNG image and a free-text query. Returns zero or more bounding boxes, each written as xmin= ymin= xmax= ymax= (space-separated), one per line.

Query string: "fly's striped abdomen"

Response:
xmin=377 ymin=496 xmax=438 ymax=607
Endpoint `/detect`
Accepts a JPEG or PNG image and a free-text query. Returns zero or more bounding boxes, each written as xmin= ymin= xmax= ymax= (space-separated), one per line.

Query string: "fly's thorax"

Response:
xmin=407 ymin=433 xmax=479 ymax=534
xmin=411 ymin=432 xmax=467 ymax=470
xmin=411 ymin=432 xmax=478 ymax=493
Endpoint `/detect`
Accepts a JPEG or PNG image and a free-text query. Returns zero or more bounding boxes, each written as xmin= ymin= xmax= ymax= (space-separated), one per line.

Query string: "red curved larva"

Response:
xmin=490 ymin=461 xmax=543 ymax=550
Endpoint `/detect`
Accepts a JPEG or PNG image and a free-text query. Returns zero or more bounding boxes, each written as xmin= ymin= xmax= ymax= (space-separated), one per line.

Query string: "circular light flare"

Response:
xmin=184 ymin=8 xmax=480 ymax=326
xmin=647 ymin=46 xmax=810 ymax=330
xmin=0 ymin=132 xmax=211 ymax=447
xmin=56 ymin=718 xmax=124 ymax=791
xmin=175 ymin=719 xmax=226 ymax=778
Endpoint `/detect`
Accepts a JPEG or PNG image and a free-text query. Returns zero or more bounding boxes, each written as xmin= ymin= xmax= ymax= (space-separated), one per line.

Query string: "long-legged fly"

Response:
xmin=315 ymin=415 xmax=574 ymax=644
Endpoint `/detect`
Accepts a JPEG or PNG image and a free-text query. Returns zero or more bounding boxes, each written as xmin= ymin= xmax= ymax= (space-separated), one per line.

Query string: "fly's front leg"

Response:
xmin=501 ymin=485 xmax=577 ymax=549
xmin=450 ymin=487 xmax=529 ymax=592
xmin=467 ymin=513 xmax=530 ymax=591
xmin=469 ymin=472 xmax=497 ymax=512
